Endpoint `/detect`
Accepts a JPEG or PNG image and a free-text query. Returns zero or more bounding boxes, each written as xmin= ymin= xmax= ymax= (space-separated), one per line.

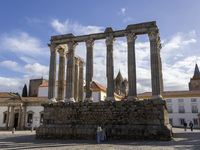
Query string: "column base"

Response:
xmin=57 ymin=100 xmax=65 ymax=103
xmin=65 ymin=98 xmax=75 ymax=102
xmin=127 ymin=96 xmax=138 ymax=101
xmin=105 ymin=97 xmax=115 ymax=102
xmin=151 ymin=94 xmax=163 ymax=100
xmin=45 ymin=98 xmax=57 ymax=104
xmin=84 ymin=97 xmax=93 ymax=103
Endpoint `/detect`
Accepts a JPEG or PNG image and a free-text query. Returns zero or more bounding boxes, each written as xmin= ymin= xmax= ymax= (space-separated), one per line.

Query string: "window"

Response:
xmin=191 ymin=98 xmax=197 ymax=102
xmin=27 ymin=114 xmax=33 ymax=123
xmin=167 ymin=106 xmax=173 ymax=113
xmin=179 ymin=106 xmax=185 ymax=113
xmin=169 ymin=118 xmax=173 ymax=126
xmin=193 ymin=118 xmax=198 ymax=125
xmin=166 ymin=99 xmax=172 ymax=103
xmin=178 ymin=99 xmax=184 ymax=102
xmin=3 ymin=113 xmax=7 ymax=123
xmin=180 ymin=118 xmax=185 ymax=125
xmin=192 ymin=105 xmax=198 ymax=113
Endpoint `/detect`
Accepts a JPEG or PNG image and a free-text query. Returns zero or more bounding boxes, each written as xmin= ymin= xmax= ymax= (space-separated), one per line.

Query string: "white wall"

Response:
xmin=0 ymin=106 xmax=7 ymax=127
xmin=166 ymin=97 xmax=200 ymax=127
xmin=26 ymin=106 xmax=44 ymax=128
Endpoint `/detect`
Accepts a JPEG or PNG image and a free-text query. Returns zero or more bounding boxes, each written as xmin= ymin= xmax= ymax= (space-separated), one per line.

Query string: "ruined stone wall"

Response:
xmin=36 ymin=99 xmax=172 ymax=140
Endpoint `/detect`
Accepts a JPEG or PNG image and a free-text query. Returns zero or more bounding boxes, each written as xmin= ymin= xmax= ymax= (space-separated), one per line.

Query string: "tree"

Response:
xmin=22 ymin=84 xmax=28 ymax=97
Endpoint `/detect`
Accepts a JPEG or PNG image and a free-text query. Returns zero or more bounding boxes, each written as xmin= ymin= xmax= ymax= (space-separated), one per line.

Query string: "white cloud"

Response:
xmin=0 ymin=77 xmax=27 ymax=94
xmin=123 ymin=17 xmax=134 ymax=23
xmin=0 ymin=31 xmax=49 ymax=59
xmin=0 ymin=60 xmax=18 ymax=68
xmin=121 ymin=8 xmax=126 ymax=14
xmin=51 ymin=19 xmax=104 ymax=35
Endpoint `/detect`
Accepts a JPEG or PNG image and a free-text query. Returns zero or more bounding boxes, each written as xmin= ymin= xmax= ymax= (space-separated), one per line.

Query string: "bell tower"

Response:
xmin=189 ymin=64 xmax=200 ymax=91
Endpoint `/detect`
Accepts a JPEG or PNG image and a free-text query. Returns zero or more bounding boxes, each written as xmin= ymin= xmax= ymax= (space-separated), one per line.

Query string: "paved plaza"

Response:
xmin=0 ymin=128 xmax=200 ymax=150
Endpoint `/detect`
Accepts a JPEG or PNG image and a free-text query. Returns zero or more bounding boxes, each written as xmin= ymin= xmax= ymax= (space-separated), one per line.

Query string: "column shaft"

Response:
xmin=148 ymin=31 xmax=163 ymax=100
xmin=78 ymin=61 xmax=84 ymax=102
xmin=57 ymin=48 xmax=66 ymax=101
xmin=85 ymin=39 xmax=94 ymax=102
xmin=65 ymin=42 xmax=78 ymax=102
xmin=105 ymin=36 xmax=116 ymax=101
xmin=126 ymin=33 xmax=138 ymax=101
xmin=9 ymin=106 xmax=14 ymax=130
xmin=74 ymin=57 xmax=79 ymax=102
xmin=17 ymin=106 xmax=21 ymax=130
xmin=46 ymin=44 xmax=57 ymax=103
xmin=5 ymin=106 xmax=10 ymax=130
xmin=21 ymin=106 xmax=26 ymax=129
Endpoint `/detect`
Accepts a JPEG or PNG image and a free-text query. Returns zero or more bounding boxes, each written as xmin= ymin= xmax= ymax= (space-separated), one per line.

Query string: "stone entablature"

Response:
xmin=36 ymin=99 xmax=172 ymax=140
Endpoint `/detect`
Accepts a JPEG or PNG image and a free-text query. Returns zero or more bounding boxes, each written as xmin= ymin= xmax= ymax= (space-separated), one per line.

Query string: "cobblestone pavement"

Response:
xmin=0 ymin=128 xmax=200 ymax=150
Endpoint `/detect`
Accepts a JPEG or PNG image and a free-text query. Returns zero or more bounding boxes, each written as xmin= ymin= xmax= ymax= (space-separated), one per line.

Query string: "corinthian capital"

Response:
xmin=148 ymin=30 xmax=159 ymax=41
xmin=58 ymin=48 xmax=66 ymax=57
xmin=48 ymin=43 xmax=57 ymax=53
xmin=126 ymin=33 xmax=137 ymax=43
xmin=79 ymin=61 xmax=85 ymax=68
xmin=67 ymin=41 xmax=78 ymax=50
xmin=105 ymin=36 xmax=116 ymax=46
xmin=85 ymin=39 xmax=94 ymax=48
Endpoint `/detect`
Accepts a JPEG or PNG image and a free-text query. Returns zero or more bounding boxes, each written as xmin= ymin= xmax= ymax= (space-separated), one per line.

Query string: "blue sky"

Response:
xmin=0 ymin=0 xmax=200 ymax=95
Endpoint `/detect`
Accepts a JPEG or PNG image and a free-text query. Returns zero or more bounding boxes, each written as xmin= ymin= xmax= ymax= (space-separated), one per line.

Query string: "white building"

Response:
xmin=138 ymin=64 xmax=200 ymax=128
xmin=0 ymin=92 xmax=46 ymax=130
xmin=138 ymin=90 xmax=200 ymax=128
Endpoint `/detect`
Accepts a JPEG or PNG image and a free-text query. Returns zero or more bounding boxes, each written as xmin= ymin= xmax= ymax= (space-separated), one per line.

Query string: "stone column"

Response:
xmin=84 ymin=39 xmax=94 ymax=102
xmin=9 ymin=106 xmax=14 ymax=130
xmin=65 ymin=42 xmax=78 ymax=102
xmin=74 ymin=57 xmax=79 ymax=102
xmin=78 ymin=61 xmax=85 ymax=102
xmin=105 ymin=36 xmax=116 ymax=101
xmin=148 ymin=30 xmax=163 ymax=100
xmin=5 ymin=106 xmax=10 ymax=130
xmin=126 ymin=33 xmax=138 ymax=101
xmin=57 ymin=47 xmax=66 ymax=102
xmin=46 ymin=44 xmax=57 ymax=103
xmin=17 ymin=105 xmax=22 ymax=130
xmin=21 ymin=105 xmax=26 ymax=129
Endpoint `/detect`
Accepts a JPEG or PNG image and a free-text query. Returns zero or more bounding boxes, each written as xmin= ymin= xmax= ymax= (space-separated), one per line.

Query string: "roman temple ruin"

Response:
xmin=36 ymin=21 xmax=172 ymax=140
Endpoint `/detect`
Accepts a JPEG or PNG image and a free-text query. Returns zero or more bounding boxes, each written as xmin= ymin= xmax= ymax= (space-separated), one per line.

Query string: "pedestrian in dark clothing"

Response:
xmin=189 ymin=121 xmax=194 ymax=131
xmin=104 ymin=124 xmax=108 ymax=141
xmin=184 ymin=121 xmax=187 ymax=131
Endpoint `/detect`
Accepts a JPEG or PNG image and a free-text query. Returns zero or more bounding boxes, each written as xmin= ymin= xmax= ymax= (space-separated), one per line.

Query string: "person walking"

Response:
xmin=189 ymin=121 xmax=194 ymax=131
xmin=97 ymin=124 xmax=102 ymax=143
xmin=184 ymin=121 xmax=187 ymax=131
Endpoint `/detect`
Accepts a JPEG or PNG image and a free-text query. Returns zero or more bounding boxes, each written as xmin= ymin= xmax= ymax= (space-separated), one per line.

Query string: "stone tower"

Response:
xmin=114 ymin=70 xmax=128 ymax=97
xmin=189 ymin=64 xmax=200 ymax=91
xmin=29 ymin=78 xmax=47 ymax=97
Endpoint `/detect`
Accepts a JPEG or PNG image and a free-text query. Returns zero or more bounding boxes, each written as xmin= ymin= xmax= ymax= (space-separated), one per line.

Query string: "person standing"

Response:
xmin=97 ymin=124 xmax=102 ymax=143
xmin=104 ymin=124 xmax=108 ymax=142
xmin=184 ymin=121 xmax=187 ymax=131
xmin=101 ymin=124 xmax=106 ymax=142
xmin=189 ymin=121 xmax=194 ymax=131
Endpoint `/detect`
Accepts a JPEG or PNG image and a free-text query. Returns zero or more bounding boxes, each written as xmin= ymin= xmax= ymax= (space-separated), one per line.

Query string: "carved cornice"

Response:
xmin=148 ymin=30 xmax=159 ymax=41
xmin=85 ymin=39 xmax=94 ymax=48
xmin=75 ymin=57 xmax=79 ymax=65
xmin=126 ymin=33 xmax=137 ymax=43
xmin=79 ymin=61 xmax=85 ymax=68
xmin=67 ymin=41 xmax=78 ymax=50
xmin=105 ymin=36 xmax=116 ymax=45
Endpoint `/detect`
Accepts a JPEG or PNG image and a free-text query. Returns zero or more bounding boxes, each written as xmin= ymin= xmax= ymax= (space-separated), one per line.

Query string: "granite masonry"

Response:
xmin=36 ymin=21 xmax=172 ymax=140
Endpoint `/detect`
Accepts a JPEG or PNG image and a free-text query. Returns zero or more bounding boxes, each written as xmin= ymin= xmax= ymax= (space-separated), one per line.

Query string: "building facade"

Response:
xmin=139 ymin=64 xmax=200 ymax=128
xmin=0 ymin=92 xmax=46 ymax=130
